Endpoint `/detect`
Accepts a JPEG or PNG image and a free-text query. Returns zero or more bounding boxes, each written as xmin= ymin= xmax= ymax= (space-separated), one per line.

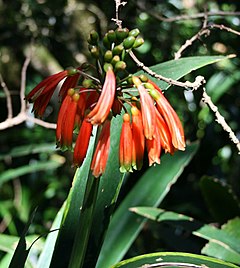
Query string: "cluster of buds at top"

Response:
xmin=26 ymin=27 xmax=185 ymax=178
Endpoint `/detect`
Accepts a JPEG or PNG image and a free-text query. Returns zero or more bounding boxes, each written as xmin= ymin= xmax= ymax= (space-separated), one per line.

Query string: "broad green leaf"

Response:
xmin=132 ymin=207 xmax=240 ymax=264
xmin=112 ymin=252 xmax=239 ymax=268
xmin=0 ymin=156 xmax=64 ymax=186
xmin=136 ymin=55 xmax=231 ymax=90
xmin=200 ymin=176 xmax=240 ymax=223
xmin=202 ymin=217 xmax=240 ymax=263
xmin=36 ymin=204 xmax=65 ymax=268
xmin=0 ymin=143 xmax=56 ymax=160
xmin=96 ymin=143 xmax=199 ymax=268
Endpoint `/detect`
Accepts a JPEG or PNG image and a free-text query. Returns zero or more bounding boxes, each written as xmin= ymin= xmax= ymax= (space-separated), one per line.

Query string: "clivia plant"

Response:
xmin=3 ymin=1 xmax=240 ymax=268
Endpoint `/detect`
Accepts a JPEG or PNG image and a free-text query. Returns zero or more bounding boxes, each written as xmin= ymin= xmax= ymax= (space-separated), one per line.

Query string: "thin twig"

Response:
xmin=112 ymin=0 xmax=127 ymax=28
xmin=136 ymin=3 xmax=240 ymax=23
xmin=0 ymin=73 xmax=13 ymax=119
xmin=175 ymin=23 xmax=240 ymax=60
xmin=0 ymin=54 xmax=56 ymax=131
xmin=20 ymin=52 xmax=32 ymax=113
xmin=202 ymin=89 xmax=240 ymax=154
xmin=129 ymin=51 xmax=206 ymax=90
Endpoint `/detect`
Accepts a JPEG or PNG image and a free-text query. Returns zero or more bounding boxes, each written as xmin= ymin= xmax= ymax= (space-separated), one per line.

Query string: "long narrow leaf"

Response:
xmin=112 ymin=252 xmax=239 ymax=268
xmin=96 ymin=143 xmax=199 ymax=268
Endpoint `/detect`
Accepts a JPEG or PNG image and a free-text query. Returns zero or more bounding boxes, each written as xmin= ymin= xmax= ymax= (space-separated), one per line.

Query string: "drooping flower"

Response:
xmin=91 ymin=119 xmax=111 ymax=178
xmin=119 ymin=113 xmax=133 ymax=173
xmin=148 ymin=82 xmax=185 ymax=151
xmin=87 ymin=68 xmax=116 ymax=125
xmin=132 ymin=76 xmax=156 ymax=140
xmin=73 ymin=119 xmax=93 ymax=166
xmin=26 ymin=68 xmax=79 ymax=117
xmin=146 ymin=126 xmax=161 ymax=166
xmin=154 ymin=106 xmax=174 ymax=154
xmin=56 ymin=88 xmax=79 ymax=149
xmin=131 ymin=105 xmax=145 ymax=170
xmin=26 ymin=27 xmax=186 ymax=178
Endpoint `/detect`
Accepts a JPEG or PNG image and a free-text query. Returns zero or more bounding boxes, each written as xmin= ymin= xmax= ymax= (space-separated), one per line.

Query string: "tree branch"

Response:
xmin=129 ymin=51 xmax=206 ymax=90
xmin=202 ymin=89 xmax=240 ymax=154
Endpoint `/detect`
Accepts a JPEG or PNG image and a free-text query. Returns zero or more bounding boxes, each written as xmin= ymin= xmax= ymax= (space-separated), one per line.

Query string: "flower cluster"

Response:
xmin=26 ymin=28 xmax=185 ymax=178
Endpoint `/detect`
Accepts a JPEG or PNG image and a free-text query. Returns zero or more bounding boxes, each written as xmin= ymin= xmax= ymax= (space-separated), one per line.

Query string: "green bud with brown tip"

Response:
xmin=133 ymin=37 xmax=144 ymax=48
xmin=67 ymin=67 xmax=78 ymax=76
xmin=123 ymin=36 xmax=136 ymax=49
xmin=107 ymin=30 xmax=116 ymax=43
xmin=90 ymin=45 xmax=100 ymax=58
xmin=82 ymin=79 xmax=93 ymax=88
xmin=104 ymin=50 xmax=113 ymax=62
xmin=115 ymin=27 xmax=129 ymax=41
xmin=139 ymin=74 xmax=148 ymax=82
xmin=88 ymin=30 xmax=99 ymax=45
xmin=111 ymin=55 xmax=120 ymax=66
xmin=115 ymin=61 xmax=127 ymax=71
xmin=103 ymin=63 xmax=113 ymax=72
xmin=103 ymin=34 xmax=110 ymax=49
xmin=129 ymin=28 xmax=140 ymax=37
xmin=112 ymin=44 xmax=124 ymax=55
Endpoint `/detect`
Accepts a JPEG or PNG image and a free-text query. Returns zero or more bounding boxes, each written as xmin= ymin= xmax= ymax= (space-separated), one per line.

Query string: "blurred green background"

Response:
xmin=0 ymin=0 xmax=240 ymax=264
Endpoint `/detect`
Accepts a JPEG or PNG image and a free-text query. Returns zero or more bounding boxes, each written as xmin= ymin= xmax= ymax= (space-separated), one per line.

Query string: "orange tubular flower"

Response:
xmin=149 ymin=83 xmax=185 ymax=151
xmin=119 ymin=114 xmax=133 ymax=173
xmin=131 ymin=106 xmax=145 ymax=170
xmin=132 ymin=76 xmax=156 ymax=140
xmin=91 ymin=120 xmax=111 ymax=178
xmin=56 ymin=89 xmax=79 ymax=149
xmin=87 ymin=69 xmax=116 ymax=125
xmin=73 ymin=119 xmax=93 ymax=167
xmin=26 ymin=68 xmax=79 ymax=117
xmin=146 ymin=126 xmax=161 ymax=166
xmin=155 ymin=107 xmax=174 ymax=154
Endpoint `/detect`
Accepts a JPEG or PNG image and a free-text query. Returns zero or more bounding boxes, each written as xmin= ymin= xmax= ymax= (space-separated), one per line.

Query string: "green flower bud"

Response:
xmin=123 ymin=36 xmax=136 ymax=49
xmin=133 ymin=37 xmax=144 ymax=48
xmin=90 ymin=46 xmax=100 ymax=58
xmin=103 ymin=63 xmax=113 ymax=72
xmin=112 ymin=44 xmax=124 ymax=55
xmin=127 ymin=76 xmax=133 ymax=85
xmin=115 ymin=61 xmax=127 ymax=71
xmin=107 ymin=30 xmax=116 ymax=43
xmin=111 ymin=55 xmax=120 ymax=66
xmin=129 ymin=28 xmax=140 ymax=37
xmin=144 ymin=82 xmax=155 ymax=90
xmin=139 ymin=74 xmax=148 ymax=82
xmin=104 ymin=50 xmax=113 ymax=62
xmin=115 ymin=27 xmax=129 ymax=41
xmin=103 ymin=34 xmax=110 ymax=49
xmin=82 ymin=79 xmax=93 ymax=88
xmin=67 ymin=67 xmax=78 ymax=76
xmin=88 ymin=30 xmax=99 ymax=45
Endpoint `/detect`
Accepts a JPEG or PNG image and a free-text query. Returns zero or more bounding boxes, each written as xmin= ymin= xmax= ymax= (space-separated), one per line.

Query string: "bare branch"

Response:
xmin=112 ymin=0 xmax=127 ymax=28
xmin=175 ymin=23 xmax=240 ymax=60
xmin=0 ymin=73 xmax=13 ymax=119
xmin=20 ymin=52 xmax=32 ymax=113
xmin=202 ymin=89 xmax=240 ymax=154
xmin=129 ymin=51 xmax=206 ymax=90
xmin=136 ymin=3 xmax=240 ymax=23
xmin=0 ymin=51 xmax=56 ymax=131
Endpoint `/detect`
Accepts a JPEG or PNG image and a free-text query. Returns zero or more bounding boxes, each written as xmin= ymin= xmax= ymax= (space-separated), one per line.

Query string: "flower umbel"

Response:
xmin=26 ymin=27 xmax=186 ymax=177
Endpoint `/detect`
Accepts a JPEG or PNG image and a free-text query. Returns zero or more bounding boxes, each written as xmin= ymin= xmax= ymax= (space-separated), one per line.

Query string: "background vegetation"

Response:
xmin=0 ymin=0 xmax=240 ymax=267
